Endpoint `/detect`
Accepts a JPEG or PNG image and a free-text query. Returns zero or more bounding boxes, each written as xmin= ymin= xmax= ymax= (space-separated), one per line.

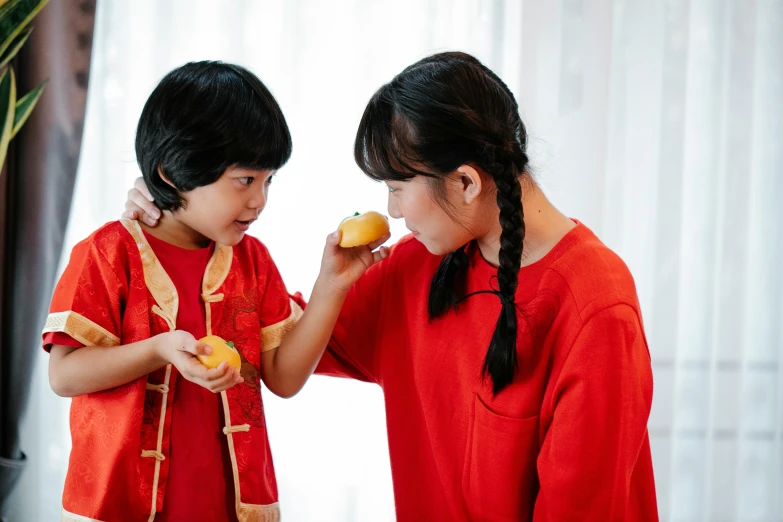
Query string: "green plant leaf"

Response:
xmin=0 ymin=24 xmax=30 ymax=68
xmin=0 ymin=66 xmax=17 ymax=170
xmin=0 ymin=0 xmax=48 ymax=58
xmin=10 ymin=77 xmax=43 ymax=138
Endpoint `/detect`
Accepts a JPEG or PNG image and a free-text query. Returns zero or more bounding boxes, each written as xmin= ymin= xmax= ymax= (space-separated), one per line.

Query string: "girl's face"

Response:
xmin=171 ymin=166 xmax=275 ymax=247
xmin=386 ymin=170 xmax=487 ymax=255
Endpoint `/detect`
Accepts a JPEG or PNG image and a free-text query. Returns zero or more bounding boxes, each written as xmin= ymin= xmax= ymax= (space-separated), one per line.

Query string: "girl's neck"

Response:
xmin=475 ymin=181 xmax=576 ymax=268
xmin=139 ymin=212 xmax=211 ymax=250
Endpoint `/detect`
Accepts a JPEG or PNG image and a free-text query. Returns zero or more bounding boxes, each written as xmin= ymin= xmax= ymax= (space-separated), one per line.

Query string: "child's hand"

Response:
xmin=318 ymin=229 xmax=391 ymax=293
xmin=156 ymin=330 xmax=243 ymax=393
xmin=122 ymin=177 xmax=161 ymax=227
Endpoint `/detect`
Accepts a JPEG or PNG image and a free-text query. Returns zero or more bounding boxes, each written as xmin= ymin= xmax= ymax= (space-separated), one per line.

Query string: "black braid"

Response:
xmin=428 ymin=248 xmax=469 ymax=318
xmin=484 ymin=157 xmax=525 ymax=394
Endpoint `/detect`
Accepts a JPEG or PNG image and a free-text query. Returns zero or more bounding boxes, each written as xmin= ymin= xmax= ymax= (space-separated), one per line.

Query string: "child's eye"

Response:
xmin=239 ymin=177 xmax=254 ymax=186
xmin=387 ymin=185 xmax=398 ymax=193
xmin=266 ymin=174 xmax=275 ymax=185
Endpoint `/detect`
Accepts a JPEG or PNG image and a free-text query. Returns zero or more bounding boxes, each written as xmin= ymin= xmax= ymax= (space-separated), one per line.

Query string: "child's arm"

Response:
xmin=49 ymin=330 xmax=243 ymax=397
xmin=259 ymin=230 xmax=390 ymax=398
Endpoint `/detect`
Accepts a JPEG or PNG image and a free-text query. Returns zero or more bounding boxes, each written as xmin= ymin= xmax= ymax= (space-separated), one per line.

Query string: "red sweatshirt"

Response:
xmin=316 ymin=221 xmax=658 ymax=521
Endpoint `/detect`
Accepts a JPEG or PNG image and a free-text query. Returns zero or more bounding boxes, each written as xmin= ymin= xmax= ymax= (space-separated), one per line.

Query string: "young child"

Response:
xmin=43 ymin=61 xmax=388 ymax=522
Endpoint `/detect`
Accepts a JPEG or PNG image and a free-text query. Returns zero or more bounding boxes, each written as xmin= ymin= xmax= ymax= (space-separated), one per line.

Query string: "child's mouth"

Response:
xmin=234 ymin=220 xmax=254 ymax=232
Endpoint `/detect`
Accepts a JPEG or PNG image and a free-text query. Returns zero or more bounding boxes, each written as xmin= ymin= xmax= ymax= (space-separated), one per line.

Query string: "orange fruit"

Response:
xmin=338 ymin=211 xmax=389 ymax=248
xmin=197 ymin=335 xmax=241 ymax=371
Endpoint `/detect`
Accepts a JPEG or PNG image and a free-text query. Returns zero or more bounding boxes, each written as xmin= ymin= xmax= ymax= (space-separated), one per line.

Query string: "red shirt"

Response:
xmin=45 ymin=230 xmax=238 ymax=521
xmin=317 ymin=221 xmax=659 ymax=522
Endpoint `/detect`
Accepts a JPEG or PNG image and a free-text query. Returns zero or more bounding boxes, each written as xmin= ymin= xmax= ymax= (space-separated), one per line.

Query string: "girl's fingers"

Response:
xmin=133 ymin=176 xmax=155 ymax=202
xmin=372 ymin=246 xmax=390 ymax=264
xmin=365 ymin=233 xmax=391 ymax=251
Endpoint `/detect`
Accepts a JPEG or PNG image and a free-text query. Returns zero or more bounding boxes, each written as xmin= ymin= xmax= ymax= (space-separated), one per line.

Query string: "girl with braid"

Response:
xmin=126 ymin=52 xmax=658 ymax=521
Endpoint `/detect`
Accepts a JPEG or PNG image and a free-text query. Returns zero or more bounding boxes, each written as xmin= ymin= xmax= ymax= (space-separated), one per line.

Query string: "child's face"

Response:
xmin=174 ymin=166 xmax=275 ymax=247
xmin=385 ymin=175 xmax=477 ymax=255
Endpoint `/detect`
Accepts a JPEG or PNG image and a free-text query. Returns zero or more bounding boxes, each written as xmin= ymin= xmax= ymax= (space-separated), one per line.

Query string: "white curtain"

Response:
xmin=10 ymin=1 xmax=782 ymax=520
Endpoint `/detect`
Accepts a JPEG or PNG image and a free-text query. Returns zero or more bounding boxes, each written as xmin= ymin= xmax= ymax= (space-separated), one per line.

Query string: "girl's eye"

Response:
xmin=266 ymin=174 xmax=275 ymax=185
xmin=239 ymin=177 xmax=254 ymax=186
xmin=387 ymin=185 xmax=398 ymax=193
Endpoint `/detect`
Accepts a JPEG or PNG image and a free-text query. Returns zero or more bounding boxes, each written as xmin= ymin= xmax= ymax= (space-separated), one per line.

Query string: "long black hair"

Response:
xmin=354 ymin=52 xmax=528 ymax=394
xmin=136 ymin=61 xmax=292 ymax=211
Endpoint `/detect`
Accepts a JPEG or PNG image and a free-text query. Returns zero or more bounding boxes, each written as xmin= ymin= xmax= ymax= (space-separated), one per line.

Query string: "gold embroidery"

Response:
xmin=147 ymin=363 xmax=172 ymax=522
xmin=43 ymin=311 xmax=119 ymax=347
xmin=261 ymin=299 xmax=304 ymax=352
xmin=61 ymin=509 xmax=106 ymax=522
xmin=237 ymin=502 xmax=281 ymax=522
xmin=203 ymin=244 xmax=233 ymax=296
xmin=202 ymin=244 xmax=232 ymax=336
xmin=202 ymin=293 xmax=225 ymax=336
xmin=220 ymin=390 xmax=282 ymax=522
xmin=151 ymin=305 xmax=175 ymax=331
xmin=220 ymin=390 xmax=245 ymax=520
xmin=120 ymin=219 xmax=179 ymax=329
xmin=223 ymin=424 xmax=250 ymax=435
xmin=140 ymin=450 xmax=165 ymax=461
xmin=146 ymin=383 xmax=169 ymax=394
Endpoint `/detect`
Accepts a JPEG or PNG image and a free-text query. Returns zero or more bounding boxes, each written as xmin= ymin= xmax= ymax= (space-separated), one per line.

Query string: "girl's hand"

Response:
xmin=318 ymin=229 xmax=391 ymax=293
xmin=156 ymin=330 xmax=243 ymax=393
xmin=122 ymin=177 xmax=161 ymax=227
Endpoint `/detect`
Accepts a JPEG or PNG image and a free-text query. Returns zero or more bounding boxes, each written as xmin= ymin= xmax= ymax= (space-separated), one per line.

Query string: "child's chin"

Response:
xmin=223 ymin=233 xmax=245 ymax=247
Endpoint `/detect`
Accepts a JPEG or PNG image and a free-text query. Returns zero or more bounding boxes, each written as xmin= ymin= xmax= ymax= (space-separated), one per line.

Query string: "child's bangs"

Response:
xmin=354 ymin=88 xmax=435 ymax=182
xmin=230 ymin=117 xmax=292 ymax=172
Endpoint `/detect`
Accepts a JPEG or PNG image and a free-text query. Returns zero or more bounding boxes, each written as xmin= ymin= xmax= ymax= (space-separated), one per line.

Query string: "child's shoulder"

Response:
xmin=70 ymin=220 xmax=136 ymax=259
xmin=234 ymin=233 xmax=269 ymax=254
xmin=232 ymin=234 xmax=279 ymax=268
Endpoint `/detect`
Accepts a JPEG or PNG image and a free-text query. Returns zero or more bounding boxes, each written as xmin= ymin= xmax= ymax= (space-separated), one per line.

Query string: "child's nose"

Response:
xmin=387 ymin=193 xmax=402 ymax=219
xmin=248 ymin=187 xmax=267 ymax=212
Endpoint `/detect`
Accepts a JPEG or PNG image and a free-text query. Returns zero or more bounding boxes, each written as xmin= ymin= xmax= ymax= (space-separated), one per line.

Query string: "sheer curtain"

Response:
xmin=10 ymin=1 xmax=782 ymax=521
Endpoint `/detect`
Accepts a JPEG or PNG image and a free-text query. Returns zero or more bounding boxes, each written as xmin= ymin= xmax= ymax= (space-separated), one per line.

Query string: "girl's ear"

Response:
xmin=454 ymin=164 xmax=484 ymax=205
xmin=157 ymin=165 xmax=176 ymax=188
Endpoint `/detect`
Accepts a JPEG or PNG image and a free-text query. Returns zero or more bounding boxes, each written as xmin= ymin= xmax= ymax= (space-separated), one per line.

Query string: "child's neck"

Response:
xmin=139 ymin=212 xmax=211 ymax=250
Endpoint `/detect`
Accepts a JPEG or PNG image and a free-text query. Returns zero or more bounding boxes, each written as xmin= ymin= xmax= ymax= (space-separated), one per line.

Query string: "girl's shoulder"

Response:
xmin=542 ymin=223 xmax=641 ymax=318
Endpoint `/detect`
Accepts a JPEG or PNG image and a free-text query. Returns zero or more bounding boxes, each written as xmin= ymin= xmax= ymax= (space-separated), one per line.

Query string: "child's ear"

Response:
xmin=455 ymin=164 xmax=483 ymax=205
xmin=157 ymin=165 xmax=176 ymax=188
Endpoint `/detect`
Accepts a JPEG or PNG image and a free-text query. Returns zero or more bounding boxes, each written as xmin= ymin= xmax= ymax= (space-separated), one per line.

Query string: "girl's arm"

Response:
xmin=259 ymin=230 xmax=389 ymax=398
xmin=534 ymin=304 xmax=655 ymax=520
xmin=49 ymin=330 xmax=242 ymax=397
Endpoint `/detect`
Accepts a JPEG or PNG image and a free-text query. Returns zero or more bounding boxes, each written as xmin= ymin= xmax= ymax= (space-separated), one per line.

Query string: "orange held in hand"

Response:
xmin=338 ymin=211 xmax=390 ymax=248
xmin=197 ymin=335 xmax=242 ymax=371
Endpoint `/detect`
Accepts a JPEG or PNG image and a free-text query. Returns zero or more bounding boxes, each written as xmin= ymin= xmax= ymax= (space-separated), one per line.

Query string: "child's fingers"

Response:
xmin=204 ymin=361 xmax=229 ymax=380
xmin=134 ymin=176 xmax=155 ymax=202
xmin=365 ymin=233 xmax=391 ymax=251
xmin=179 ymin=340 xmax=205 ymax=357
xmin=193 ymin=342 xmax=212 ymax=357
xmin=326 ymin=230 xmax=342 ymax=249
xmin=180 ymin=355 xmax=210 ymax=381
xmin=206 ymin=367 xmax=241 ymax=392
xmin=372 ymin=246 xmax=390 ymax=264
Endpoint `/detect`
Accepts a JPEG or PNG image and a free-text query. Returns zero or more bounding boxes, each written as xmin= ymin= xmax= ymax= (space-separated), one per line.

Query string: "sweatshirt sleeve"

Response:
xmin=534 ymin=304 xmax=655 ymax=522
